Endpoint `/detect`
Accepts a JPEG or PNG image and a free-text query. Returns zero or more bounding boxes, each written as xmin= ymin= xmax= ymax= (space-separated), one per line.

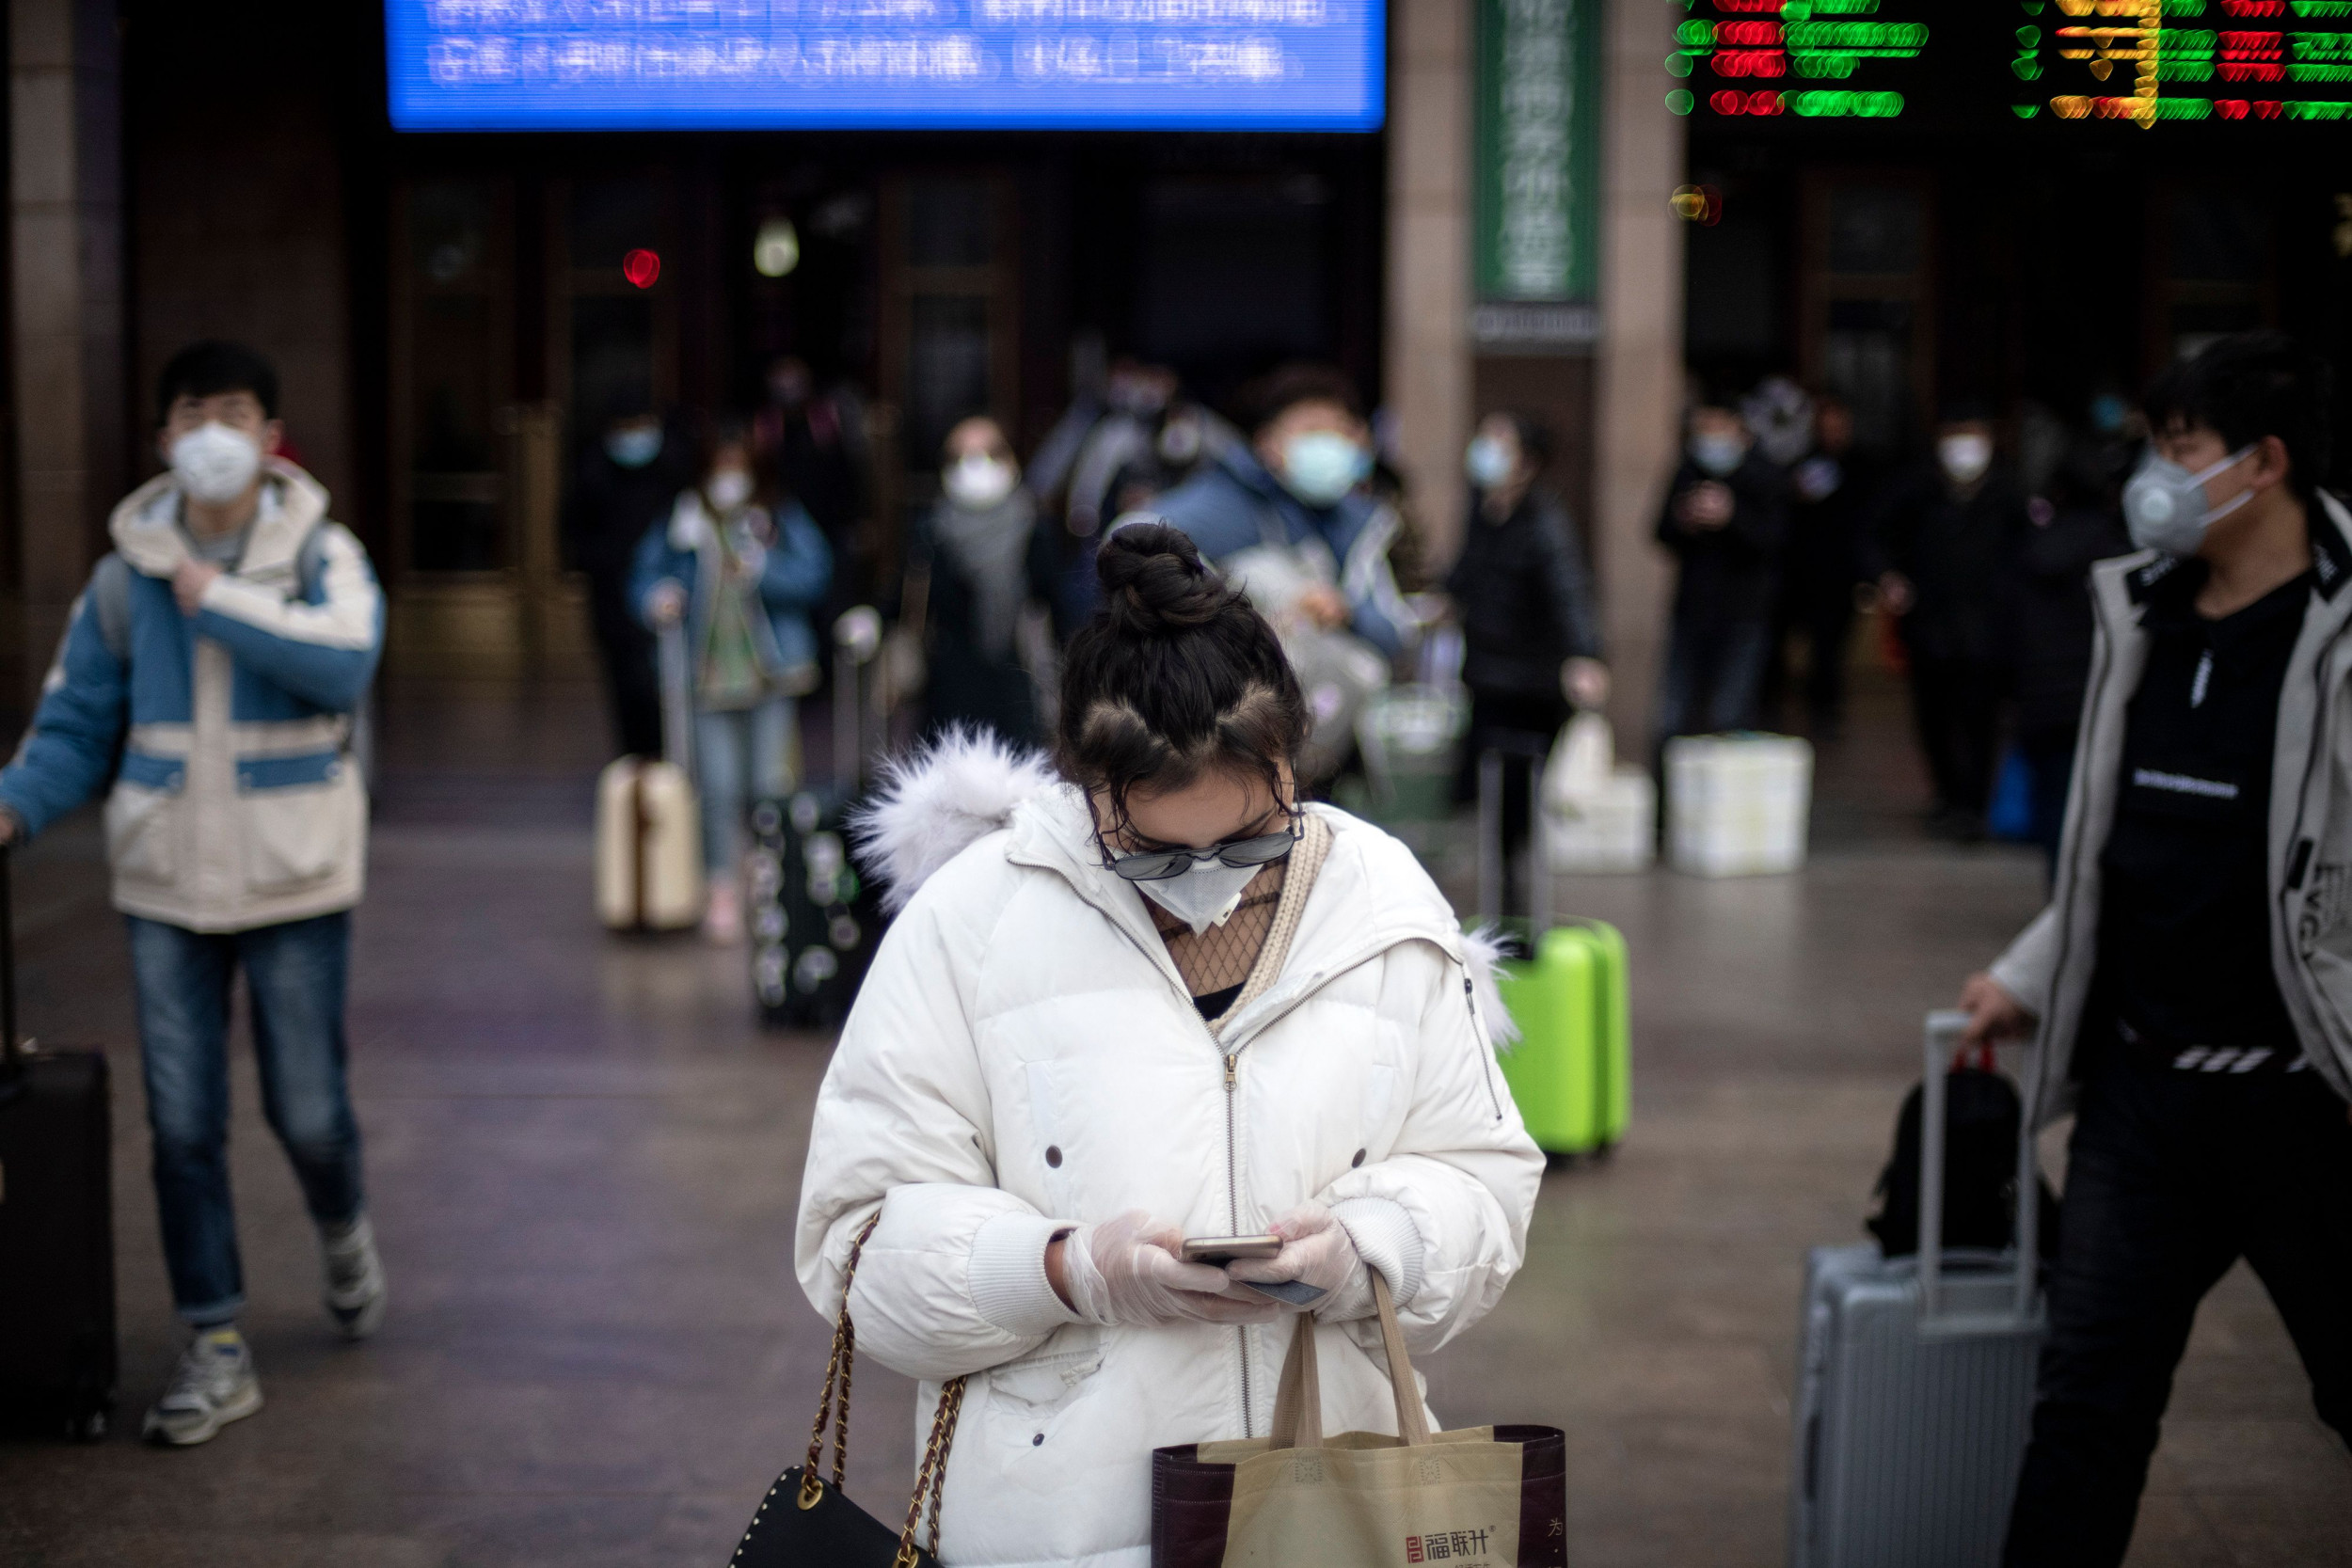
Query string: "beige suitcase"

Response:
xmin=596 ymin=624 xmax=705 ymax=931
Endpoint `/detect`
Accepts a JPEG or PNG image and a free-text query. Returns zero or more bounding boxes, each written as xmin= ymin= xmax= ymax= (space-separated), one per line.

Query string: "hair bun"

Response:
xmin=1096 ymin=519 xmax=1232 ymax=633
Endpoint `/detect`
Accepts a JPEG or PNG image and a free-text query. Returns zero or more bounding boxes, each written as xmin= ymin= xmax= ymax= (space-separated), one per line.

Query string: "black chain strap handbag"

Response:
xmin=730 ymin=1215 xmax=969 ymax=1568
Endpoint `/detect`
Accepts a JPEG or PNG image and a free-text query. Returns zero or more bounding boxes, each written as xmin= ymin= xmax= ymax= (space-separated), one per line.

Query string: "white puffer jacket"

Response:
xmin=794 ymin=734 xmax=1544 ymax=1568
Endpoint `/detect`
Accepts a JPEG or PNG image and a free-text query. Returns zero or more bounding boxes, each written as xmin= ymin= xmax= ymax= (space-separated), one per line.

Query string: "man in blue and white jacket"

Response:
xmin=0 ymin=341 xmax=386 ymax=1447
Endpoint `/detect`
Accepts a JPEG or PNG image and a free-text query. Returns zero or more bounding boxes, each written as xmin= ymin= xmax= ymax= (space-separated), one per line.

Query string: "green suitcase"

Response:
xmin=1494 ymin=920 xmax=1631 ymax=1156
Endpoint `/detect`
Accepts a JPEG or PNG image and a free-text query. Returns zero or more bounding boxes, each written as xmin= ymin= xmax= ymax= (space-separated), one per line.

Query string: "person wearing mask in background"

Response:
xmin=564 ymin=399 xmax=683 ymax=760
xmin=2006 ymin=449 xmax=2132 ymax=876
xmin=633 ymin=422 xmax=833 ymax=944
xmin=1871 ymin=404 xmax=2032 ymax=841
xmin=1152 ymin=363 xmax=1414 ymax=659
xmin=1654 ymin=394 xmax=1788 ymax=745
xmin=753 ymin=355 xmax=866 ymax=615
xmin=908 ymin=415 xmax=1061 ymax=745
xmin=1773 ymin=392 xmax=1874 ymax=741
xmin=796 ymin=522 xmax=1540 ymax=1565
xmin=1447 ymin=411 xmax=1608 ymax=910
xmin=1956 ymin=332 xmax=2352 ymax=1568
xmin=0 ymin=341 xmax=387 ymax=1445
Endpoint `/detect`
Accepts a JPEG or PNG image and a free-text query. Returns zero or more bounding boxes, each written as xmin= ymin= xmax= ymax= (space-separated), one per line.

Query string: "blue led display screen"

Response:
xmin=386 ymin=1 xmax=1385 ymax=132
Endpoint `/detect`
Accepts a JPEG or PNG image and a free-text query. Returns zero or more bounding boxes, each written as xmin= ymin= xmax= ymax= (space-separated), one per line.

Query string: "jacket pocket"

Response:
xmin=982 ymin=1328 xmax=1105 ymax=1419
xmin=103 ymin=775 xmax=180 ymax=885
xmin=236 ymin=753 xmax=360 ymax=895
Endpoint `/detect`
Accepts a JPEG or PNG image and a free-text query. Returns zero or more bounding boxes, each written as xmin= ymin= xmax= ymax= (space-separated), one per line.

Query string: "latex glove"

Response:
xmin=1060 ymin=1212 xmax=1277 ymax=1328
xmin=646 ymin=582 xmax=688 ymax=626
xmin=1224 ymin=1202 xmax=1369 ymax=1317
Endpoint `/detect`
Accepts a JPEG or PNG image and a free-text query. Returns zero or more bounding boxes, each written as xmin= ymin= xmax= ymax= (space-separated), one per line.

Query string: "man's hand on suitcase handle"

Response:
xmin=1957 ymin=972 xmax=2034 ymax=1049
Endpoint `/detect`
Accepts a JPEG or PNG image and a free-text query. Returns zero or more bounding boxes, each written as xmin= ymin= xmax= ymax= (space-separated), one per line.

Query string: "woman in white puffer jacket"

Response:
xmin=795 ymin=521 xmax=1544 ymax=1567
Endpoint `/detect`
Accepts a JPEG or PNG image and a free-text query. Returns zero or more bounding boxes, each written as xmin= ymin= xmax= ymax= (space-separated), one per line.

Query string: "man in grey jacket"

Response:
xmin=1957 ymin=333 xmax=2352 ymax=1565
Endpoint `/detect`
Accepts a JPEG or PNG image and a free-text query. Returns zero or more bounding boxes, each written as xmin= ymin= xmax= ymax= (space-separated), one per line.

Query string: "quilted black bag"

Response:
xmin=729 ymin=1216 xmax=967 ymax=1568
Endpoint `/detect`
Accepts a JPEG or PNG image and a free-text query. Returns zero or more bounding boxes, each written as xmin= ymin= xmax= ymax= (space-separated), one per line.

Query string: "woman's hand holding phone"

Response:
xmin=1053 ymin=1212 xmax=1278 ymax=1327
xmin=1222 ymin=1202 xmax=1364 ymax=1313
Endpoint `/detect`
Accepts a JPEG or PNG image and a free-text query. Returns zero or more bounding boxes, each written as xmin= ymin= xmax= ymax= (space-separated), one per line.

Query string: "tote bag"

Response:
xmin=728 ymin=1215 xmax=967 ymax=1568
xmin=1152 ymin=1275 xmax=1566 ymax=1567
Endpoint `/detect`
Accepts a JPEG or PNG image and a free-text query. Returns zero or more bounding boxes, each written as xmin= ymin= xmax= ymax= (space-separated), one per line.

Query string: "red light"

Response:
xmin=623 ymin=248 xmax=660 ymax=289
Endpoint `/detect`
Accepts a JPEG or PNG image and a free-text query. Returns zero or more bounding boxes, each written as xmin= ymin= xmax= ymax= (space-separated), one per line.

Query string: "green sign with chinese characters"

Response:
xmin=1475 ymin=0 xmax=1604 ymax=320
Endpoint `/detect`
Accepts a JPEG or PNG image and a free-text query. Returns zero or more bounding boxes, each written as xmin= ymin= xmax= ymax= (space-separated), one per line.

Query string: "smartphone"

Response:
xmin=1179 ymin=1233 xmax=1281 ymax=1265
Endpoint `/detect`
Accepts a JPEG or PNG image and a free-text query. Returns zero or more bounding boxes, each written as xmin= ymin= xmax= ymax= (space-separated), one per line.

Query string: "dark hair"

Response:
xmin=2145 ymin=331 xmax=2334 ymax=503
xmin=1495 ymin=410 xmax=1552 ymax=469
xmin=156 ymin=341 xmax=278 ymax=424
xmin=693 ymin=415 xmax=777 ymax=499
xmin=1243 ymin=363 xmax=1362 ymax=433
xmin=1056 ymin=521 xmax=1310 ymax=834
xmin=1937 ymin=396 xmax=1994 ymax=428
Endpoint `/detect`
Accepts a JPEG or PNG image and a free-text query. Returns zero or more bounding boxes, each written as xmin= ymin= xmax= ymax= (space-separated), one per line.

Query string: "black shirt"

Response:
xmin=2095 ymin=561 xmax=2311 ymax=1058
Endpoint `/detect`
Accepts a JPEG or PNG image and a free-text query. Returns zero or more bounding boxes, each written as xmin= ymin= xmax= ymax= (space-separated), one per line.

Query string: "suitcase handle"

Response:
xmin=1917 ymin=1009 xmax=2041 ymax=1334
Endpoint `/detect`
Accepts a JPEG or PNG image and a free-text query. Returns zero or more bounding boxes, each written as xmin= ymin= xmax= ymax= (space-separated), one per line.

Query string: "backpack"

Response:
xmin=1867 ymin=1051 xmax=2061 ymax=1260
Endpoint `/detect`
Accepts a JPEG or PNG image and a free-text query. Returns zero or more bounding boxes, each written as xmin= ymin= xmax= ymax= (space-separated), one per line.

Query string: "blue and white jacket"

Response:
xmin=0 ymin=460 xmax=384 ymax=932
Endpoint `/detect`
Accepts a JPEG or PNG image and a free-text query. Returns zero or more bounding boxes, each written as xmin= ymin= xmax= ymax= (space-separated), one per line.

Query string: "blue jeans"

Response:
xmin=695 ymin=696 xmax=797 ymax=873
xmin=1655 ymin=609 xmax=1774 ymax=749
xmin=128 ymin=911 xmax=363 ymax=1326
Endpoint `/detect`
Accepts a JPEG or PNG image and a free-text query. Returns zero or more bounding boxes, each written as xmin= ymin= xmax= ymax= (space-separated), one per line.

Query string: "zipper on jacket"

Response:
xmin=1221 ymin=1047 xmax=1252 ymax=1434
xmin=1464 ymin=974 xmax=1505 ymax=1118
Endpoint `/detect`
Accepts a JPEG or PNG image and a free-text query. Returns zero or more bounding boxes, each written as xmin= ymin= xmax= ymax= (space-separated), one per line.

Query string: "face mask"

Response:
xmin=944 ymin=454 xmax=1018 ymax=510
xmin=169 ymin=422 xmax=263 ymax=505
xmin=606 ymin=427 xmax=662 ymax=468
xmin=1157 ymin=414 xmax=1202 ymax=467
xmin=705 ymin=469 xmax=754 ymax=512
xmin=1938 ymin=433 xmax=1994 ymax=485
xmin=2122 ymin=445 xmax=2257 ymax=556
xmin=1279 ymin=431 xmax=1370 ymax=506
xmin=1134 ymin=856 xmax=1266 ymax=936
xmin=1689 ymin=433 xmax=1746 ymax=478
xmin=1465 ymin=435 xmax=1516 ymax=490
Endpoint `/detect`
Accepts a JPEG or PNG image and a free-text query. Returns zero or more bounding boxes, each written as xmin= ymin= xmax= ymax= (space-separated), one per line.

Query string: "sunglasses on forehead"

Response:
xmin=1100 ymin=814 xmax=1302 ymax=883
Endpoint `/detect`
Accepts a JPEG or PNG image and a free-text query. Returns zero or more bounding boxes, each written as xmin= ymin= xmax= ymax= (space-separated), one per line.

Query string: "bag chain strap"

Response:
xmin=797 ymin=1211 xmax=971 ymax=1566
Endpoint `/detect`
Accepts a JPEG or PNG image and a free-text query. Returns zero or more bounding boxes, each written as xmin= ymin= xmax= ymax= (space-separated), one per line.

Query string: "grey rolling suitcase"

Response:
xmin=1788 ymin=1011 xmax=2045 ymax=1568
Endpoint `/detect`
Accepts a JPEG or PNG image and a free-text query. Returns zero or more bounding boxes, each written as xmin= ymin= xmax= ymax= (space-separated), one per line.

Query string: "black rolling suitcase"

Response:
xmin=749 ymin=608 xmax=886 ymax=1030
xmin=0 ymin=847 xmax=118 ymax=1440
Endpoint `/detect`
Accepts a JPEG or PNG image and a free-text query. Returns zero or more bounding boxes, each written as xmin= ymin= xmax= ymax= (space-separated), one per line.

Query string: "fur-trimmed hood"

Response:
xmin=848 ymin=726 xmax=1519 ymax=1045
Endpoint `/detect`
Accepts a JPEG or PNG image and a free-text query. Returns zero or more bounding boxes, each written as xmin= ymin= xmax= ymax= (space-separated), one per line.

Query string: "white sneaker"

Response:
xmin=143 ymin=1328 xmax=262 ymax=1447
xmin=322 ymin=1213 xmax=388 ymax=1340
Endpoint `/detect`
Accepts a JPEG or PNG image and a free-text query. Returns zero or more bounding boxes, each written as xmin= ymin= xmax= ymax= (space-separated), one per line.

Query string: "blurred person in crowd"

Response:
xmin=1654 ymin=393 xmax=1788 ymax=744
xmin=1447 ymin=411 xmax=1607 ymax=910
xmin=1771 ymin=392 xmax=1875 ymax=739
xmin=2006 ymin=450 xmax=2131 ymax=875
xmin=0 ymin=342 xmax=387 ymax=1445
xmin=1152 ymin=362 xmax=1413 ymax=657
xmin=753 ymin=356 xmax=865 ymax=554
xmin=1871 ymin=403 xmax=2032 ymax=840
xmin=633 ymin=421 xmax=832 ymax=944
xmin=1958 ymin=332 xmax=2352 ymax=1568
xmin=799 ymin=522 xmax=1540 ymax=1564
xmin=1055 ymin=360 xmax=1235 ymax=627
xmin=908 ymin=415 xmax=1060 ymax=745
xmin=564 ymin=397 xmax=683 ymax=759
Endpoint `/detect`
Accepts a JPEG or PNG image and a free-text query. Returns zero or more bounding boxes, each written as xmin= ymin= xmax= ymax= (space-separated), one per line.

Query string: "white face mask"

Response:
xmin=1464 ymin=434 xmax=1516 ymax=489
xmin=706 ymin=469 xmax=755 ymax=512
xmin=1134 ymin=856 xmax=1265 ymax=936
xmin=1689 ymin=432 xmax=1746 ymax=478
xmin=944 ymin=453 xmax=1018 ymax=510
xmin=169 ymin=422 xmax=263 ymax=505
xmin=1938 ymin=433 xmax=1994 ymax=485
xmin=2122 ymin=445 xmax=2258 ymax=557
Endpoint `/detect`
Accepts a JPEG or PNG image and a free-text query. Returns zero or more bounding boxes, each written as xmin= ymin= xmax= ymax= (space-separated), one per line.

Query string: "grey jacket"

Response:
xmin=1990 ymin=490 xmax=2352 ymax=1123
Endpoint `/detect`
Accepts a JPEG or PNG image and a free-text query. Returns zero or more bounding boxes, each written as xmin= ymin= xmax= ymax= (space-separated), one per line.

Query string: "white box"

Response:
xmin=1545 ymin=767 xmax=1656 ymax=874
xmin=1666 ymin=733 xmax=1813 ymax=877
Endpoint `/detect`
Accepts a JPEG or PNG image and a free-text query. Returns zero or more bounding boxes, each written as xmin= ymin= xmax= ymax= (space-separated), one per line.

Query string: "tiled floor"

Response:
xmin=0 ymin=674 xmax=2344 ymax=1566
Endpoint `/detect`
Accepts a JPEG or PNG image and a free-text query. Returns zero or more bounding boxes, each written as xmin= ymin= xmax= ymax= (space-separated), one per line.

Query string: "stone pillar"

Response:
xmin=1591 ymin=0 xmax=1684 ymax=754
xmin=1384 ymin=0 xmax=1473 ymax=573
xmin=9 ymin=0 xmax=124 ymax=696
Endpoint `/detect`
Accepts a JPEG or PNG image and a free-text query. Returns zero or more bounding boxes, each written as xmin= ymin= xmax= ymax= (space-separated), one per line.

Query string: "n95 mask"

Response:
xmin=170 ymin=423 xmax=263 ymax=505
xmin=2122 ymin=445 xmax=2256 ymax=557
xmin=1135 ymin=856 xmax=1263 ymax=936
